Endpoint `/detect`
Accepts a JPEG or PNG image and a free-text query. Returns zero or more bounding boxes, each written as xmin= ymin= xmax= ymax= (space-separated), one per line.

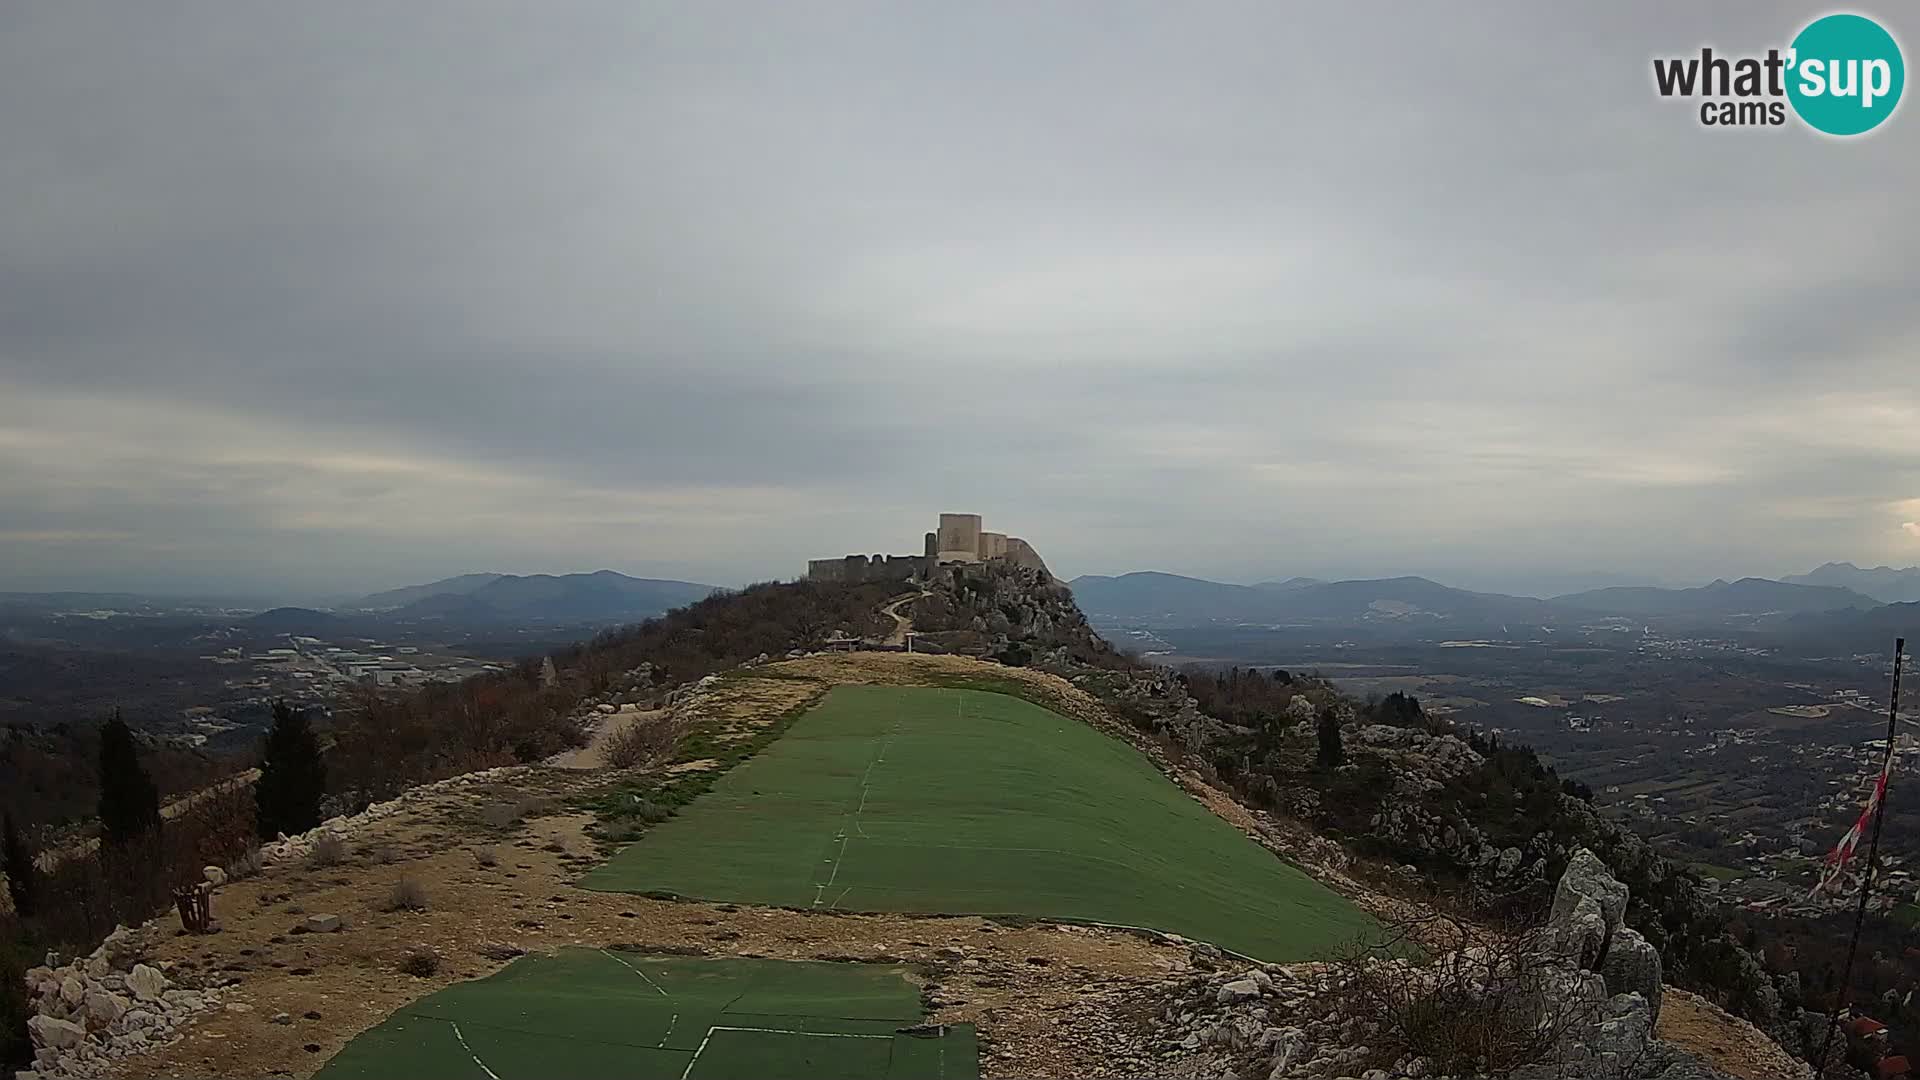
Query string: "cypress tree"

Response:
xmin=1315 ymin=705 xmax=1345 ymax=769
xmin=97 ymin=711 xmax=161 ymax=845
xmin=255 ymin=701 xmax=327 ymax=839
xmin=2 ymin=812 xmax=35 ymax=917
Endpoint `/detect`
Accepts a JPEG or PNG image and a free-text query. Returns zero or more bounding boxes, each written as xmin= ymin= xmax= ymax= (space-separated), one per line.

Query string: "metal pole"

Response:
xmin=1817 ymin=637 xmax=1905 ymax=1074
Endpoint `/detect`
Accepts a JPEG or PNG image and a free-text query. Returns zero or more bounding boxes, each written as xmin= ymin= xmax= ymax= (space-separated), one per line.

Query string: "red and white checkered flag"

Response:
xmin=1812 ymin=755 xmax=1895 ymax=898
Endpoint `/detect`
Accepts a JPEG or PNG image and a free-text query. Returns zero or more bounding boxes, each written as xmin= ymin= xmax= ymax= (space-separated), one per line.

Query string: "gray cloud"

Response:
xmin=2 ymin=1 xmax=1917 ymax=597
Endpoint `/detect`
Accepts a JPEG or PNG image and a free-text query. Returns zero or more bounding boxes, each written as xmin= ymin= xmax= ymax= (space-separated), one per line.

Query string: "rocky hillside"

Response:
xmin=915 ymin=561 xmax=1828 ymax=1072
xmin=1151 ymin=850 xmax=1808 ymax=1080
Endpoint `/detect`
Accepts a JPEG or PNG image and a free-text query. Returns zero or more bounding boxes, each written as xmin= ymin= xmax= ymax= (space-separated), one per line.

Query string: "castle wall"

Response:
xmin=1003 ymin=537 xmax=1050 ymax=577
xmin=806 ymin=554 xmax=925 ymax=583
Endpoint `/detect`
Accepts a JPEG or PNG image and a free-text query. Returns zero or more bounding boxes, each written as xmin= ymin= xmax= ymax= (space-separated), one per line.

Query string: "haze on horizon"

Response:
xmin=2 ymin=2 xmax=1916 ymax=601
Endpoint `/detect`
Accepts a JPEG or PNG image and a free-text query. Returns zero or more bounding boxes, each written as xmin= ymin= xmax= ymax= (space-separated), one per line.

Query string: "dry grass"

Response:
xmin=602 ymin=716 xmax=686 ymax=769
xmin=307 ymin=834 xmax=347 ymax=868
xmin=1325 ymin=911 xmax=1598 ymax=1079
xmin=385 ymin=876 xmax=429 ymax=913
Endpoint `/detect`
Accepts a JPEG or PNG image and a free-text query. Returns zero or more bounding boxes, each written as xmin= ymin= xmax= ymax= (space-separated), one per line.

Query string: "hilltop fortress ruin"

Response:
xmin=807 ymin=512 xmax=1049 ymax=584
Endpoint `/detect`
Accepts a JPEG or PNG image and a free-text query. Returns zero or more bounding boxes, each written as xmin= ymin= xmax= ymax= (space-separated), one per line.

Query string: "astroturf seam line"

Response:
xmin=446 ymin=1020 xmax=502 ymax=1080
xmin=814 ymin=711 xmax=902 ymax=907
xmin=712 ymin=1025 xmax=895 ymax=1039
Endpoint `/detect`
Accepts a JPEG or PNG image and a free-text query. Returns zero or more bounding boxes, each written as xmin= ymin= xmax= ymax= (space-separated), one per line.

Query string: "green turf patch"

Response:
xmin=582 ymin=685 xmax=1376 ymax=960
xmin=315 ymin=951 xmax=973 ymax=1080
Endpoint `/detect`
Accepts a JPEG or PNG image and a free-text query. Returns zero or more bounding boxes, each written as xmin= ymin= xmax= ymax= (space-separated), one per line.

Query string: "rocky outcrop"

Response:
xmin=19 ymin=924 xmax=220 ymax=1079
xmin=1149 ymin=851 xmax=1757 ymax=1080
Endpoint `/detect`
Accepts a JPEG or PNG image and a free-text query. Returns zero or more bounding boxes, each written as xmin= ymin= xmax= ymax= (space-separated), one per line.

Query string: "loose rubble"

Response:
xmin=18 ymin=924 xmax=220 ymax=1079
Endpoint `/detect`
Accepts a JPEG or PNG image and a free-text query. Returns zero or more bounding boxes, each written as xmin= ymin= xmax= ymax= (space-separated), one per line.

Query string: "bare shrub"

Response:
xmin=478 ymin=941 xmax=525 ymax=962
xmin=602 ymin=716 xmax=685 ymax=770
xmin=385 ymin=876 xmax=429 ymax=912
xmin=1325 ymin=911 xmax=1597 ymax=1079
xmin=307 ymin=834 xmax=347 ymax=868
xmin=514 ymin=796 xmax=560 ymax=820
xmin=225 ymin=846 xmax=264 ymax=882
xmin=399 ymin=945 xmax=441 ymax=977
xmin=478 ymin=803 xmax=519 ymax=830
xmin=473 ymin=846 xmax=499 ymax=868
xmin=368 ymin=844 xmax=398 ymax=866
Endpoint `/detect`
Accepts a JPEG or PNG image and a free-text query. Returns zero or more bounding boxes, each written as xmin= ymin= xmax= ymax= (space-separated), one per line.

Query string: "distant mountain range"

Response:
xmin=1068 ymin=570 xmax=1889 ymax=631
xmin=353 ymin=573 xmax=508 ymax=611
xmin=1783 ymin=562 xmax=1920 ymax=605
xmin=1551 ymin=577 xmax=1881 ymax=617
xmin=345 ymin=571 xmax=719 ymax=623
xmin=1067 ymin=572 xmax=1552 ymax=627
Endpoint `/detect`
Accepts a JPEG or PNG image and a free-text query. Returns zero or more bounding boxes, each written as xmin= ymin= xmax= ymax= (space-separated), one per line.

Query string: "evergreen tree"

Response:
xmin=1315 ymin=705 xmax=1345 ymax=769
xmin=255 ymin=701 xmax=327 ymax=840
xmin=2 ymin=812 xmax=35 ymax=917
xmin=97 ymin=712 xmax=161 ymax=845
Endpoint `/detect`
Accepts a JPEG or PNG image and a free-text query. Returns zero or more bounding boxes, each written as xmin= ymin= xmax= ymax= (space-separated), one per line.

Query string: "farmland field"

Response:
xmin=583 ymin=684 xmax=1373 ymax=960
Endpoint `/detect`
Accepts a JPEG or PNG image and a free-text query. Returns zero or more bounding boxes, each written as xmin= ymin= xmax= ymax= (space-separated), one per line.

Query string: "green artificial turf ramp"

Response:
xmin=314 ymin=950 xmax=974 ymax=1080
xmin=582 ymin=684 xmax=1374 ymax=960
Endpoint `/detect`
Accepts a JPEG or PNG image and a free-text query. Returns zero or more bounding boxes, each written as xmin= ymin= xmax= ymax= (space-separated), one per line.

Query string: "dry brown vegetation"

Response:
xmin=1324 ymin=911 xmax=1597 ymax=1079
xmin=600 ymin=715 xmax=685 ymax=770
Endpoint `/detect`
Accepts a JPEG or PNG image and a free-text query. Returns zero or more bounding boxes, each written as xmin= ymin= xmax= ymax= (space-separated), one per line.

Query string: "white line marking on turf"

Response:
xmin=599 ymin=949 xmax=683 ymax=1048
xmin=599 ymin=949 xmax=671 ymax=996
xmin=449 ymin=1022 xmax=503 ymax=1080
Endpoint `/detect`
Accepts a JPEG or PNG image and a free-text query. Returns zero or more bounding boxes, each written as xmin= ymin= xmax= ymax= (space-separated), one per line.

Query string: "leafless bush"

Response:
xmin=1325 ymin=910 xmax=1596 ymax=1079
xmin=386 ymin=876 xmax=429 ymax=912
xmin=225 ymin=846 xmax=264 ymax=882
xmin=602 ymin=716 xmax=686 ymax=769
xmin=478 ymin=802 xmax=519 ymax=829
xmin=399 ymin=945 xmax=441 ymax=977
xmin=472 ymin=846 xmax=498 ymax=868
xmin=368 ymin=844 xmax=398 ymax=865
xmin=515 ymin=796 xmax=561 ymax=820
xmin=307 ymin=834 xmax=347 ymax=868
xmin=478 ymin=941 xmax=525 ymax=962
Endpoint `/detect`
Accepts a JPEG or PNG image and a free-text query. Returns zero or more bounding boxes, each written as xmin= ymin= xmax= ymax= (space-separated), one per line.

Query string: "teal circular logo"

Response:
xmin=1787 ymin=13 xmax=1904 ymax=135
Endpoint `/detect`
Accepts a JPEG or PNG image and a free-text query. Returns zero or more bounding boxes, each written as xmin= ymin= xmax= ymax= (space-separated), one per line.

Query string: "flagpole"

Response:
xmin=1817 ymin=637 xmax=1906 ymax=1074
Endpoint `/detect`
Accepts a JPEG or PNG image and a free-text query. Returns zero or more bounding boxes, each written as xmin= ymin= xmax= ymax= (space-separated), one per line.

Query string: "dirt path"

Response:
xmin=546 ymin=705 xmax=665 ymax=770
xmin=877 ymin=590 xmax=927 ymax=646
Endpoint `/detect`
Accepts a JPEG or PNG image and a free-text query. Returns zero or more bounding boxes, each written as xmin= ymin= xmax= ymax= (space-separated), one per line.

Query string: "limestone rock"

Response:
xmin=28 ymin=1016 xmax=86 ymax=1050
xmin=1601 ymin=925 xmax=1663 ymax=1022
xmin=1216 ymin=978 xmax=1262 ymax=1004
xmin=59 ymin=975 xmax=86 ymax=1007
xmin=1551 ymin=848 xmax=1628 ymax=947
xmin=305 ymin=913 xmax=343 ymax=934
xmin=127 ymin=963 xmax=167 ymax=1002
xmin=85 ymin=991 xmax=129 ymax=1026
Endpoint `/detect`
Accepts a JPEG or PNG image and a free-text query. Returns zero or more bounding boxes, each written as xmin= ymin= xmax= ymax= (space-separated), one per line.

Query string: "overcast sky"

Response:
xmin=2 ymin=2 xmax=1916 ymax=599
